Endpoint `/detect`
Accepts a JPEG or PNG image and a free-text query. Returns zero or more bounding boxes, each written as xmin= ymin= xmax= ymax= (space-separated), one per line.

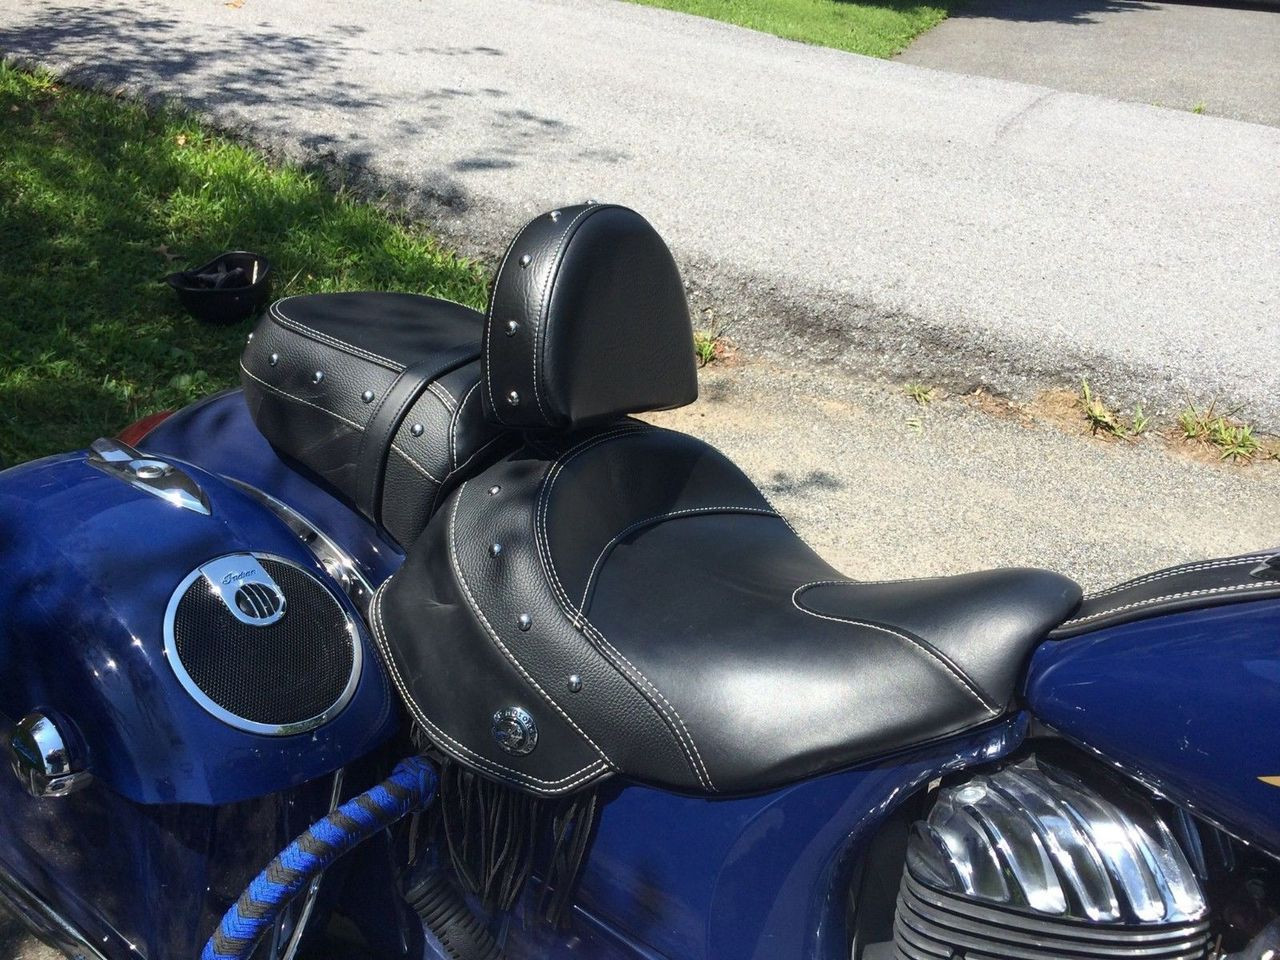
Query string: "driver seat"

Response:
xmin=372 ymin=204 xmax=1081 ymax=796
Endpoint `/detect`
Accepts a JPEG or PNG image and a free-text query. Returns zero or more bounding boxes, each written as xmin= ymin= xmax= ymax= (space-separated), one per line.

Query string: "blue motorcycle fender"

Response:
xmin=1025 ymin=597 xmax=1280 ymax=854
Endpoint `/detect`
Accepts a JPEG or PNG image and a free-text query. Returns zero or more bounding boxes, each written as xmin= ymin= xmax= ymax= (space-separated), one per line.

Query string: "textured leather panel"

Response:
xmin=1050 ymin=550 xmax=1280 ymax=639
xmin=797 ymin=572 xmax=1081 ymax=711
xmin=240 ymin=292 xmax=506 ymax=545
xmin=378 ymin=425 xmax=1083 ymax=797
xmin=482 ymin=205 xmax=697 ymax=429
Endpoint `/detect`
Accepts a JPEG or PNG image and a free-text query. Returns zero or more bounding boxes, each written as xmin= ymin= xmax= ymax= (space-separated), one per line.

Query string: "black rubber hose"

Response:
xmin=406 ymin=867 xmax=503 ymax=960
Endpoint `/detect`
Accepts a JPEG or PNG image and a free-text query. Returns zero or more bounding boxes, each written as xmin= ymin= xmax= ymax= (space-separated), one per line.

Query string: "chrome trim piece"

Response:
xmin=6 ymin=713 xmax=92 ymax=798
xmin=197 ymin=554 xmax=287 ymax=627
xmin=221 ymin=477 xmax=373 ymax=617
xmin=907 ymin=757 xmax=1207 ymax=925
xmin=87 ymin=437 xmax=210 ymax=515
xmin=163 ymin=553 xmax=363 ymax=737
xmin=0 ymin=856 xmax=111 ymax=960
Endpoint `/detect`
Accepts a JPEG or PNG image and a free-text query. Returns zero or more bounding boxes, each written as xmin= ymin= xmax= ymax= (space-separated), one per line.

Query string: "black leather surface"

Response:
xmin=376 ymin=424 xmax=1082 ymax=797
xmin=1050 ymin=550 xmax=1280 ymax=639
xmin=482 ymin=204 xmax=697 ymax=429
xmin=240 ymin=292 xmax=508 ymax=545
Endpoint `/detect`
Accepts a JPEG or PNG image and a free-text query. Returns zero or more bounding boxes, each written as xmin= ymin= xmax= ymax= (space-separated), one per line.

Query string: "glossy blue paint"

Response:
xmin=0 ymin=450 xmax=396 ymax=805
xmin=509 ymin=717 xmax=1028 ymax=960
xmin=1026 ymin=598 xmax=1280 ymax=855
xmin=142 ymin=389 xmax=404 ymax=585
xmin=0 ymin=764 xmax=336 ymax=960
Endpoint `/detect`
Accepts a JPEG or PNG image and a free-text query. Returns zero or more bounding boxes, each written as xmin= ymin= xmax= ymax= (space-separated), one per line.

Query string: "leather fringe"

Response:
xmin=434 ymin=757 xmax=598 ymax=927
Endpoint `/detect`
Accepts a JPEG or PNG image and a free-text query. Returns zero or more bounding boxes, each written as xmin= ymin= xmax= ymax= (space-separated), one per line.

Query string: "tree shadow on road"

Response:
xmin=945 ymin=0 xmax=1157 ymax=24
xmin=0 ymin=0 xmax=586 ymax=207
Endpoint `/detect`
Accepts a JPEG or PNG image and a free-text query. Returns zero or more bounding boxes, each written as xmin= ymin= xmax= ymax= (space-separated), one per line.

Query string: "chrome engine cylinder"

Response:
xmin=895 ymin=757 xmax=1211 ymax=960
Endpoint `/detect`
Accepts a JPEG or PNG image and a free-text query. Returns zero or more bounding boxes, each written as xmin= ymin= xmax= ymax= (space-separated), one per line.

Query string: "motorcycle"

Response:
xmin=0 ymin=202 xmax=1277 ymax=960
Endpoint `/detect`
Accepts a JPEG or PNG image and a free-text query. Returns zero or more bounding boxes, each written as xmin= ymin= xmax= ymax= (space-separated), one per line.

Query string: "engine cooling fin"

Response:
xmin=893 ymin=871 xmax=1211 ymax=960
xmin=892 ymin=756 xmax=1211 ymax=960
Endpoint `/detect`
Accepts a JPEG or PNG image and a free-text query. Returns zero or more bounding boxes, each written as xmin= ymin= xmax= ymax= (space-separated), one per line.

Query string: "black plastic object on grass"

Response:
xmin=165 ymin=251 xmax=272 ymax=325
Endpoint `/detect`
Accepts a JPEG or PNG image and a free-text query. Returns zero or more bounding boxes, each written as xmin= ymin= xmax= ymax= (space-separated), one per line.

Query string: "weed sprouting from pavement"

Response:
xmin=905 ymin=382 xmax=935 ymax=406
xmin=1080 ymin=380 xmax=1130 ymax=438
xmin=1178 ymin=401 xmax=1265 ymax=462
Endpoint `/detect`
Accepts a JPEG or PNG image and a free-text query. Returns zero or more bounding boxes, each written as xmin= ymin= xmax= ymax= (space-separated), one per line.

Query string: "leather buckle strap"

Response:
xmin=355 ymin=344 xmax=481 ymax=525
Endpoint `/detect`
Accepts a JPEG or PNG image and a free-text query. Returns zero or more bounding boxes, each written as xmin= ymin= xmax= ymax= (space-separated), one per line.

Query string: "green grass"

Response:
xmin=624 ymin=0 xmax=951 ymax=59
xmin=0 ymin=63 xmax=488 ymax=468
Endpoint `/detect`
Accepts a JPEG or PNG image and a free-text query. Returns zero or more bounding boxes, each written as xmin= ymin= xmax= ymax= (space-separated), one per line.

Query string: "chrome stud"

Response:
xmin=506 ymin=320 xmax=519 ymax=337
xmin=517 ymin=613 xmax=532 ymax=632
xmin=549 ymin=210 xmax=561 ymax=222
xmin=312 ymin=370 xmax=324 ymax=384
xmin=488 ymin=485 xmax=501 ymax=496
xmin=567 ymin=675 xmax=583 ymax=693
xmin=246 ymin=332 xmax=254 ymax=343
xmin=519 ymin=254 xmax=532 ymax=268
xmin=411 ymin=423 xmax=424 ymax=437
xmin=489 ymin=543 xmax=503 ymax=557
xmin=361 ymin=390 xmax=375 ymax=403
xmin=269 ymin=352 xmax=279 ymax=366
xmin=507 ymin=390 xmax=520 ymax=406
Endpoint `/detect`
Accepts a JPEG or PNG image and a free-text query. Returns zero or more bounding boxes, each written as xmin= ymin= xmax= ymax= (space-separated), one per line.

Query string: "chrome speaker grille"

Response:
xmin=165 ymin=554 xmax=361 ymax=735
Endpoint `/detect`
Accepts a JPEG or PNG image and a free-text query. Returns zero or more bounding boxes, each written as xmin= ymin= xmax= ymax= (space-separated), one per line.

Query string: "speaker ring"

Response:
xmin=163 ymin=552 xmax=363 ymax=736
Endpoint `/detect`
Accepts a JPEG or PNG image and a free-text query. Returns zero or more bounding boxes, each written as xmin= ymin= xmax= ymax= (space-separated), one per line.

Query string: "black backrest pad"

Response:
xmin=482 ymin=204 xmax=698 ymax=429
xmin=241 ymin=292 xmax=508 ymax=546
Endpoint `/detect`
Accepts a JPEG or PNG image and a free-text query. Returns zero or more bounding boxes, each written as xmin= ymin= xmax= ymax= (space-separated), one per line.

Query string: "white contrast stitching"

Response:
xmin=242 ymin=361 xmax=448 ymax=485
xmin=389 ymin=445 xmax=442 ymax=485
xmin=270 ymin=297 xmax=402 ymax=371
xmin=448 ymin=488 xmax=615 ymax=764
xmin=1085 ymin=554 xmax=1272 ymax=600
xmin=535 ymin=426 xmax=717 ymax=791
xmin=579 ymin=506 xmax=780 ymax=609
xmin=239 ymin=362 xmax=364 ymax=430
xmin=791 ymin=580 xmax=999 ymax=714
xmin=369 ymin=583 xmax=609 ymax=790
xmin=531 ymin=205 xmax=598 ymax=426
xmin=427 ymin=381 xmax=457 ymax=411
xmin=1061 ymin=582 xmax=1273 ymax=627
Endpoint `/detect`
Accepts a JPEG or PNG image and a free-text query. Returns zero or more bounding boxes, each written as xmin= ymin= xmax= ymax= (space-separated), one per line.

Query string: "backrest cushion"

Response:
xmin=481 ymin=204 xmax=697 ymax=429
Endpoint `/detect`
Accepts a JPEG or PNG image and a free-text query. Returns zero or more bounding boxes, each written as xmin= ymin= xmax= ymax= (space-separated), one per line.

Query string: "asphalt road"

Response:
xmin=1 ymin=0 xmax=1277 ymax=427
xmin=900 ymin=0 xmax=1280 ymax=127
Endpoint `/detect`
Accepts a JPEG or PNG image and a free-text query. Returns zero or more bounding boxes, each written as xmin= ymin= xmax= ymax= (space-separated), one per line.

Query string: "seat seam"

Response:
xmin=448 ymin=487 xmax=616 ymax=767
xmin=1084 ymin=554 xmax=1272 ymax=600
xmin=450 ymin=380 xmax=482 ymax=470
xmin=242 ymin=361 xmax=449 ymax=485
xmin=791 ymin=580 xmax=1000 ymax=715
xmin=369 ymin=582 xmax=609 ymax=790
xmin=240 ymin=361 xmax=364 ymax=431
xmin=270 ymin=298 xmax=403 ymax=371
xmin=536 ymin=426 xmax=717 ymax=792
xmin=427 ymin=381 xmax=457 ymax=410
xmin=390 ymin=444 xmax=443 ymax=485
xmin=1060 ymin=581 xmax=1274 ymax=627
xmin=531 ymin=205 xmax=601 ymax=426
xmin=579 ymin=506 xmax=781 ymax=610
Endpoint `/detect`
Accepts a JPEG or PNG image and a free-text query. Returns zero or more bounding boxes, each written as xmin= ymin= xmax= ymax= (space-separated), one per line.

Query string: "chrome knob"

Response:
xmin=8 ymin=713 xmax=92 ymax=798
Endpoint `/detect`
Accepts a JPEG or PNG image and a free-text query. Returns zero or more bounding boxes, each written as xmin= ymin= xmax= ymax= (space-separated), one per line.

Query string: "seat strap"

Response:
xmin=355 ymin=344 xmax=481 ymax=525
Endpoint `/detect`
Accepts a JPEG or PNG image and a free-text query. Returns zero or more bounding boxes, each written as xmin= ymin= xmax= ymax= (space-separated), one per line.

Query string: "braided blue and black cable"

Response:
xmin=202 ymin=755 xmax=438 ymax=960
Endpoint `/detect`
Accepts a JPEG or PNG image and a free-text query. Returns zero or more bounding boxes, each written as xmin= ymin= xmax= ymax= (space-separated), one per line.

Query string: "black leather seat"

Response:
xmin=241 ymin=292 xmax=510 ymax=545
xmin=375 ymin=423 xmax=1080 ymax=796
xmin=371 ymin=204 xmax=1082 ymax=798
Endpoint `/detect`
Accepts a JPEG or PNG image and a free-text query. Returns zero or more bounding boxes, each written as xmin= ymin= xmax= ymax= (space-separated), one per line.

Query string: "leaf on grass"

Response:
xmin=153 ymin=244 xmax=182 ymax=263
